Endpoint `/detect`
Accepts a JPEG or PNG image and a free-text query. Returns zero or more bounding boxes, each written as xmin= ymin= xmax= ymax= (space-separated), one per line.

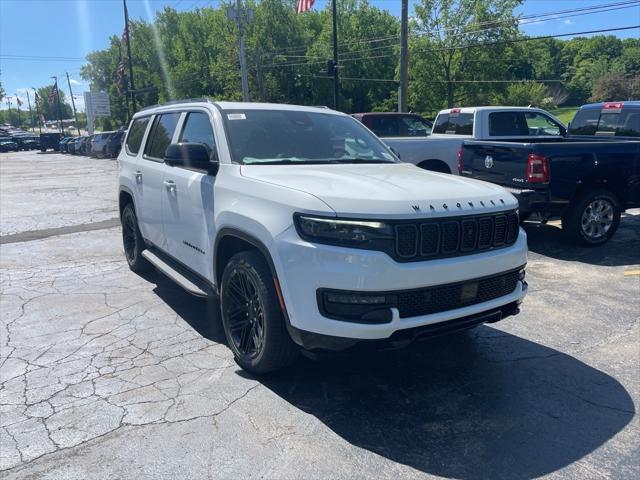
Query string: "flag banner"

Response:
xmin=16 ymin=97 xmax=23 ymax=107
xmin=34 ymin=91 xmax=41 ymax=108
xmin=115 ymin=60 xmax=125 ymax=93
xmin=48 ymin=83 xmax=59 ymax=104
xmin=296 ymin=0 xmax=315 ymax=14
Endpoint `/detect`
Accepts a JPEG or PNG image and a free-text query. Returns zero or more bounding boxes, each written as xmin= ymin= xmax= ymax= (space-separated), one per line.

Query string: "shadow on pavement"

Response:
xmin=152 ymin=273 xmax=226 ymax=344
xmin=524 ymin=211 xmax=640 ymax=267
xmin=257 ymin=328 xmax=634 ymax=480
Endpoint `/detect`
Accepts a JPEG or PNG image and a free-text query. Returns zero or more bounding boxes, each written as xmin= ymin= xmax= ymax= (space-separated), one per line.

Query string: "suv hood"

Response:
xmin=241 ymin=163 xmax=517 ymax=218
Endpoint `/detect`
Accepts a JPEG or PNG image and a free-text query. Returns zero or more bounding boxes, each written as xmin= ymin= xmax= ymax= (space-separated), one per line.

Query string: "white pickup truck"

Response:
xmin=118 ymin=100 xmax=528 ymax=373
xmin=355 ymin=107 xmax=567 ymax=174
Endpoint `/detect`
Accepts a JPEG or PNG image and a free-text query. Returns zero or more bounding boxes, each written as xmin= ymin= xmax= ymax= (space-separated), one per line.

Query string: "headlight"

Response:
xmin=294 ymin=214 xmax=393 ymax=248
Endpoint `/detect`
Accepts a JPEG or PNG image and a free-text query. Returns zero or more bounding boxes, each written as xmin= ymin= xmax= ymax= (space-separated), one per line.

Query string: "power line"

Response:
xmin=418 ymin=25 xmax=640 ymax=54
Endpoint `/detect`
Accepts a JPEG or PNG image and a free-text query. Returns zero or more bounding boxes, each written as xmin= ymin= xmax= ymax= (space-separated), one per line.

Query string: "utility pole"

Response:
xmin=26 ymin=90 xmax=34 ymax=132
xmin=123 ymin=0 xmax=136 ymax=112
xmin=255 ymin=47 xmax=266 ymax=102
xmin=51 ymin=76 xmax=64 ymax=134
xmin=15 ymin=95 xmax=21 ymax=127
xmin=7 ymin=98 xmax=12 ymax=126
xmin=331 ymin=0 xmax=339 ymax=110
xmin=33 ymin=88 xmax=43 ymax=135
xmin=66 ymin=72 xmax=81 ymax=136
xmin=399 ymin=0 xmax=408 ymax=112
xmin=235 ymin=0 xmax=250 ymax=101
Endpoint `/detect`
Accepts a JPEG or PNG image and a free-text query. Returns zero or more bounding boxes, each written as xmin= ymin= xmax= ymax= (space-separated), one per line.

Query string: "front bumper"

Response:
xmin=272 ymin=225 xmax=528 ymax=342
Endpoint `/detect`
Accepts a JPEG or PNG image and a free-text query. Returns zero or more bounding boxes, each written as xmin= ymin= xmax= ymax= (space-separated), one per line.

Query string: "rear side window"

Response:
xmin=179 ymin=112 xmax=216 ymax=152
xmin=398 ymin=116 xmax=431 ymax=137
xmin=432 ymin=113 xmax=474 ymax=135
xmin=488 ymin=112 xmax=529 ymax=136
xmin=570 ymin=108 xmax=640 ymax=137
xmin=369 ymin=116 xmax=399 ymax=137
xmin=126 ymin=117 xmax=150 ymax=155
xmin=144 ymin=113 xmax=181 ymax=159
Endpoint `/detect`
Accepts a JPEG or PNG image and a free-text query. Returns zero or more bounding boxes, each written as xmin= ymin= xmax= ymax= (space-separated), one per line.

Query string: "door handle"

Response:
xmin=134 ymin=171 xmax=142 ymax=184
xmin=164 ymin=180 xmax=176 ymax=193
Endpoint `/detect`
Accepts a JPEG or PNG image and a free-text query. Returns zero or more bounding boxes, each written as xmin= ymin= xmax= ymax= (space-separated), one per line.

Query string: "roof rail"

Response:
xmin=138 ymin=98 xmax=213 ymax=112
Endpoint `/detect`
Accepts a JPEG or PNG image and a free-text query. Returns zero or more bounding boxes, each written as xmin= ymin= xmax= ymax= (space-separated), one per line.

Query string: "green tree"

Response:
xmin=411 ymin=0 xmax=522 ymax=109
xmin=36 ymin=85 xmax=73 ymax=120
xmin=590 ymin=73 xmax=638 ymax=102
xmin=497 ymin=81 xmax=548 ymax=106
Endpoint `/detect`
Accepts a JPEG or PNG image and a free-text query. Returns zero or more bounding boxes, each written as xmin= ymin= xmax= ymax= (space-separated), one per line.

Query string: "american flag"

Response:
xmin=16 ymin=97 xmax=23 ymax=107
xmin=34 ymin=91 xmax=41 ymax=108
xmin=115 ymin=60 xmax=125 ymax=93
xmin=296 ymin=0 xmax=315 ymax=14
xmin=48 ymin=83 xmax=59 ymax=104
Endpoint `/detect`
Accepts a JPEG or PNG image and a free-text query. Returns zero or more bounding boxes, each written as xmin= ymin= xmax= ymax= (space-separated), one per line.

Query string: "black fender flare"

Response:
xmin=214 ymin=228 xmax=304 ymax=346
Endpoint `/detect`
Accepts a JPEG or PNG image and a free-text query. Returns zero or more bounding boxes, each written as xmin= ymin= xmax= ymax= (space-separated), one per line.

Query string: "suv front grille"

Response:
xmin=394 ymin=211 xmax=518 ymax=261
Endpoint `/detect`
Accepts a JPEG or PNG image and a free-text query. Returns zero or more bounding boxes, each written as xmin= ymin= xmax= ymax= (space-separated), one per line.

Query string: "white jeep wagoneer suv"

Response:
xmin=118 ymin=100 xmax=528 ymax=373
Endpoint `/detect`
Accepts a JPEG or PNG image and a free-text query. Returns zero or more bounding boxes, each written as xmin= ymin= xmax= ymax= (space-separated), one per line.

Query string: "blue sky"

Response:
xmin=1 ymin=0 xmax=638 ymax=112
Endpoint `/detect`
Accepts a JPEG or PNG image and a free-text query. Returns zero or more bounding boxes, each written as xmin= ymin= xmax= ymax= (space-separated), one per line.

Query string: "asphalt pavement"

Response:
xmin=1 ymin=150 xmax=638 ymax=479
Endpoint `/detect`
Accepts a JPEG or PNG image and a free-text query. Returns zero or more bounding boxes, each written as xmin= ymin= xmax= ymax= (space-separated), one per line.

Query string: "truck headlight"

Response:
xmin=294 ymin=214 xmax=393 ymax=248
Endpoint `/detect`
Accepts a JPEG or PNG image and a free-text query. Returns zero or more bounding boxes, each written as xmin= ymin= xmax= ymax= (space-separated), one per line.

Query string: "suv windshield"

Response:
xmin=222 ymin=110 xmax=396 ymax=165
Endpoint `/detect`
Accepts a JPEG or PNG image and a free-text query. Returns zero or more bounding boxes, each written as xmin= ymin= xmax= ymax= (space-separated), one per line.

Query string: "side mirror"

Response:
xmin=164 ymin=143 xmax=219 ymax=175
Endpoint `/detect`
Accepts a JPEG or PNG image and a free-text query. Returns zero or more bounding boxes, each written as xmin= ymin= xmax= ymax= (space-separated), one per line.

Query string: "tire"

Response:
xmin=562 ymin=189 xmax=621 ymax=246
xmin=220 ymin=251 xmax=298 ymax=374
xmin=121 ymin=203 xmax=150 ymax=272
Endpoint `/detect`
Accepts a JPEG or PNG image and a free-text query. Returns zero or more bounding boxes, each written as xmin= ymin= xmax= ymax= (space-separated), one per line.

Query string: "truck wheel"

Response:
xmin=121 ymin=203 xmax=150 ymax=272
xmin=563 ymin=189 xmax=621 ymax=246
xmin=220 ymin=251 xmax=298 ymax=374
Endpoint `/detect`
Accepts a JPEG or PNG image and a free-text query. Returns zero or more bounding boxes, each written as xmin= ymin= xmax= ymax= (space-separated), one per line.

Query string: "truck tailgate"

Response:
xmin=460 ymin=140 xmax=534 ymax=190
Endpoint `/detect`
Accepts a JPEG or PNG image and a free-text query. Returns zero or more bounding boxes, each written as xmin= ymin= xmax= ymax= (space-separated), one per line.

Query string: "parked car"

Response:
xmin=352 ymin=112 xmax=432 ymax=137
xmin=75 ymin=136 xmax=91 ymax=155
xmin=91 ymin=132 xmax=113 ymax=158
xmin=66 ymin=137 xmax=80 ymax=154
xmin=59 ymin=137 xmax=73 ymax=152
xmin=38 ymin=132 xmax=62 ymax=152
xmin=118 ymin=99 xmax=528 ymax=373
xmin=367 ymin=106 xmax=566 ymax=174
xmin=85 ymin=134 xmax=96 ymax=156
xmin=106 ymin=130 xmax=125 ymax=158
xmin=459 ymin=101 xmax=640 ymax=245
xmin=0 ymin=136 xmax=19 ymax=152
xmin=17 ymin=136 xmax=40 ymax=150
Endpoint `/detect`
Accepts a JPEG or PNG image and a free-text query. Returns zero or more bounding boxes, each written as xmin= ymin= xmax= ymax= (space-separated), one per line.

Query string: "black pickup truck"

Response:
xmin=460 ymin=101 xmax=640 ymax=245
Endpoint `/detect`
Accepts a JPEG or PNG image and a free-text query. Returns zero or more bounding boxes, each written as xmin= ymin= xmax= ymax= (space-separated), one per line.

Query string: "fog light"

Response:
xmin=518 ymin=269 xmax=526 ymax=282
xmin=325 ymin=293 xmax=386 ymax=305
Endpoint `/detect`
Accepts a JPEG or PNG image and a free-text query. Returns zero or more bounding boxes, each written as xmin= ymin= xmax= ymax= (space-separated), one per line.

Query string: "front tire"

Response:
xmin=562 ymin=189 xmax=621 ymax=246
xmin=220 ymin=251 xmax=298 ymax=374
xmin=121 ymin=203 xmax=150 ymax=272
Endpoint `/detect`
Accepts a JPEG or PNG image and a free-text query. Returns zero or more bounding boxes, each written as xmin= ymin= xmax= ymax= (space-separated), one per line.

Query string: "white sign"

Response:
xmin=84 ymin=91 xmax=111 ymax=135
xmin=85 ymin=91 xmax=110 ymax=118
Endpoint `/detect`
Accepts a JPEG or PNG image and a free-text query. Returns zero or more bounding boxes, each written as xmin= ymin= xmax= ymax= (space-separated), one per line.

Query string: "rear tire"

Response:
xmin=562 ymin=189 xmax=621 ymax=246
xmin=220 ymin=251 xmax=298 ymax=374
xmin=121 ymin=203 xmax=150 ymax=272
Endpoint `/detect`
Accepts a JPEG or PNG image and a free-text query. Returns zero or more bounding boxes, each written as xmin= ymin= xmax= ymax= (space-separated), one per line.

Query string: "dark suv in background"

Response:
xmin=105 ymin=130 xmax=125 ymax=158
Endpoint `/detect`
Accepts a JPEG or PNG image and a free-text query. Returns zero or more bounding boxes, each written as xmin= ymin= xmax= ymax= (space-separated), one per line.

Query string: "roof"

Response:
xmin=136 ymin=99 xmax=344 ymax=117
xmin=438 ymin=106 xmax=544 ymax=115
xmin=579 ymin=101 xmax=640 ymax=110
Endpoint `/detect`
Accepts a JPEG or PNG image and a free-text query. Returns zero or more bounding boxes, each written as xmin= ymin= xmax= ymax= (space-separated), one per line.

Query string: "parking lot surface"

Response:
xmin=1 ymin=150 xmax=639 ymax=479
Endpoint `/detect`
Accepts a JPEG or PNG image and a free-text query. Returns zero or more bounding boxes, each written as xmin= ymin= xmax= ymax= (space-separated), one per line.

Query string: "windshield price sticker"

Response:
xmin=227 ymin=113 xmax=246 ymax=120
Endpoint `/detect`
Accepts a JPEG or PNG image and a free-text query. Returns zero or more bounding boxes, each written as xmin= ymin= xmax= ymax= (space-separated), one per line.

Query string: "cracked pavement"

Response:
xmin=1 ymin=150 xmax=639 ymax=479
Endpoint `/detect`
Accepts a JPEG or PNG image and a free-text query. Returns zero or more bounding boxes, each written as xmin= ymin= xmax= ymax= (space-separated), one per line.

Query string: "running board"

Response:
xmin=142 ymin=249 xmax=210 ymax=298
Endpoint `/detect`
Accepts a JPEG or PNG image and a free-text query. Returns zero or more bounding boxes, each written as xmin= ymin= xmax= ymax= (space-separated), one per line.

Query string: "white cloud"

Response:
xmin=69 ymin=78 xmax=85 ymax=86
xmin=564 ymin=19 xmax=574 ymax=25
